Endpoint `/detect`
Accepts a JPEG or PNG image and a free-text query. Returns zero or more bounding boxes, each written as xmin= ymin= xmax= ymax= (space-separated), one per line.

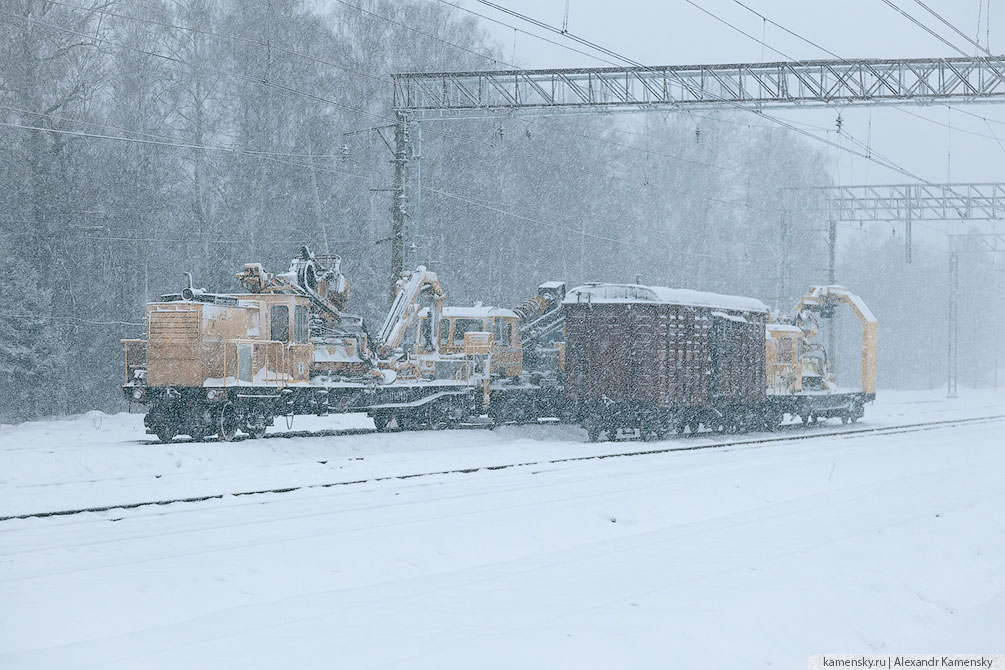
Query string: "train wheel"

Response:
xmin=429 ymin=404 xmax=463 ymax=431
xmin=154 ymin=424 xmax=177 ymax=443
xmin=217 ymin=403 xmax=238 ymax=442
xmin=245 ymin=414 xmax=268 ymax=439
xmin=372 ymin=413 xmax=391 ymax=432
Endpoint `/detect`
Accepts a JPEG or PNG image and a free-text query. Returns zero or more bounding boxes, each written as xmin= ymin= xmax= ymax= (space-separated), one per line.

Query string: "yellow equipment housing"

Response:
xmin=794 ymin=285 xmax=878 ymax=396
xmin=765 ymin=285 xmax=878 ymax=397
xmin=765 ymin=322 xmax=803 ymax=395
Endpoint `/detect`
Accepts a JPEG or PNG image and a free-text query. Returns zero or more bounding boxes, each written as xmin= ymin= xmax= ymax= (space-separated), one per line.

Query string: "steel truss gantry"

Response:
xmin=394 ymin=56 xmax=1005 ymax=114
xmin=783 ymin=182 xmax=1005 ymax=265
xmin=788 ymin=183 xmax=1005 ymax=223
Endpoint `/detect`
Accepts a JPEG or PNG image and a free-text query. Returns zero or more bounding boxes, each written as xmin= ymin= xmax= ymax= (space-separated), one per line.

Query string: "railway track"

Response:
xmin=6 ymin=414 xmax=1003 ymax=523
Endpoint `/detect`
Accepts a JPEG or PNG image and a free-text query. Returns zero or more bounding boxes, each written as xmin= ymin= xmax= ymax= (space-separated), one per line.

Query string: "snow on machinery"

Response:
xmin=361 ymin=268 xmax=566 ymax=429
xmin=122 ymin=248 xmax=876 ymax=442
xmin=122 ymin=247 xmax=377 ymax=442
xmin=765 ymin=284 xmax=878 ymax=424
xmin=122 ymin=249 xmax=566 ymax=441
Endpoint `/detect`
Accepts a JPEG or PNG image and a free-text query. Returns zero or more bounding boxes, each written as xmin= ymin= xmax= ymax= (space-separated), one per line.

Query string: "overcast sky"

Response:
xmin=449 ymin=0 xmax=1004 ymax=189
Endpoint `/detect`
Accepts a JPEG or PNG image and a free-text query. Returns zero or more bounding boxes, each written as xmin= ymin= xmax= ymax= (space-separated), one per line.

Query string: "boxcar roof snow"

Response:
xmin=564 ymin=283 xmax=768 ymax=313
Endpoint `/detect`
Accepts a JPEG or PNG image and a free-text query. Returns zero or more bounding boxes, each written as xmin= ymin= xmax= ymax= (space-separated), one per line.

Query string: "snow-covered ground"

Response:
xmin=2 ymin=388 xmax=1004 ymax=668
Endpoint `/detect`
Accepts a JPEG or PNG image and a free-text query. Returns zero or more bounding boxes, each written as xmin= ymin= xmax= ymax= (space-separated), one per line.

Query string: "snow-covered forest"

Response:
xmin=0 ymin=0 xmax=999 ymax=422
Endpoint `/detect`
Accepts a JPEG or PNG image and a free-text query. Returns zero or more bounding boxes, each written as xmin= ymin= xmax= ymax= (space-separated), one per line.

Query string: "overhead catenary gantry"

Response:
xmin=394 ymin=57 xmax=1005 ymax=114
xmin=783 ymin=182 xmax=1005 ymax=270
xmin=389 ymin=55 xmax=1005 ymax=296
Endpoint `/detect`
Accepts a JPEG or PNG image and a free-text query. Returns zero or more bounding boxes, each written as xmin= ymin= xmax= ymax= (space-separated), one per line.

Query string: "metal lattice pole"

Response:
xmin=947 ymin=251 xmax=959 ymax=398
xmin=390 ymin=112 xmax=410 ymax=301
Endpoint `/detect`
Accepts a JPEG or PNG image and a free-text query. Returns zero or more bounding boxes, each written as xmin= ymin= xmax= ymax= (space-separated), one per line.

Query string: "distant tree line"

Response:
xmin=1 ymin=0 xmax=997 ymax=422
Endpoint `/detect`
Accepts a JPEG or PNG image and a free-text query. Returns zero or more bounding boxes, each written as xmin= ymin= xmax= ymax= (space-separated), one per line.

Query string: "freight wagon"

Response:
xmin=562 ymin=283 xmax=875 ymax=441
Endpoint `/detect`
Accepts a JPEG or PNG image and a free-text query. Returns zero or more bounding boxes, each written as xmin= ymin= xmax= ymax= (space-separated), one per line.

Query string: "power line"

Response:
xmin=0 ymin=313 xmax=145 ymax=328
xmin=0 ymin=120 xmax=776 ymax=258
xmin=685 ymin=0 xmax=799 ymax=61
xmin=453 ymin=1 xmax=945 ymax=186
xmin=490 ymin=0 xmax=936 ymax=185
xmin=728 ymin=2 xmax=1005 ymax=144
xmin=6 ymin=1 xmax=811 ymax=206
xmin=0 ymin=112 xmax=350 ymax=160
xmin=5 ymin=3 xmax=692 ymax=195
xmin=0 ymin=8 xmax=392 ymax=124
xmin=433 ymin=0 xmax=622 ymax=66
xmin=878 ymin=0 xmax=970 ymax=56
xmin=423 ymin=185 xmax=765 ymax=264
xmin=0 ymin=121 xmax=400 ymax=189
xmin=43 ymin=0 xmax=392 ymax=84
xmin=670 ymin=0 xmax=981 ymax=192
xmin=330 ymin=0 xmax=514 ymax=70
xmin=0 ymin=1 xmax=862 ymax=266
xmin=909 ymin=0 xmax=996 ymax=56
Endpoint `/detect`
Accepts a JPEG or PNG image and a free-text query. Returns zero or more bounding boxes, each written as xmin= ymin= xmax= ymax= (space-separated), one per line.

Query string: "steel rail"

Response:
xmin=4 ymin=414 xmax=1003 ymax=523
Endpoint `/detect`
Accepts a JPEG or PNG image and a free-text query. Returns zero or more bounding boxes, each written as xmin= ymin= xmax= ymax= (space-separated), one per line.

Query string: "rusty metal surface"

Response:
xmin=564 ymin=301 xmax=766 ymax=409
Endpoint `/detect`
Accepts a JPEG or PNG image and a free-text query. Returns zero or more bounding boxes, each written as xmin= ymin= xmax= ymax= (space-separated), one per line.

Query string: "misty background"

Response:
xmin=1 ymin=0 xmax=1002 ymax=423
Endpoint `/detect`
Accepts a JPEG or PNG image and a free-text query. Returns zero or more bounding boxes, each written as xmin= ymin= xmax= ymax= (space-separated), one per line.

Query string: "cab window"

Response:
xmin=493 ymin=318 xmax=512 ymax=346
xmin=779 ymin=337 xmax=794 ymax=361
xmin=271 ymin=305 xmax=290 ymax=342
xmin=440 ymin=319 xmax=450 ymax=346
xmin=294 ymin=305 xmax=309 ymax=343
xmin=417 ymin=316 xmax=433 ymax=349
xmin=452 ymin=318 xmax=484 ymax=345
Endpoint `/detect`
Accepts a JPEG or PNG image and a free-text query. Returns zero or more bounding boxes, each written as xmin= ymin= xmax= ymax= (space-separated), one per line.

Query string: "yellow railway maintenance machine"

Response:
xmin=764 ymin=285 xmax=878 ymax=425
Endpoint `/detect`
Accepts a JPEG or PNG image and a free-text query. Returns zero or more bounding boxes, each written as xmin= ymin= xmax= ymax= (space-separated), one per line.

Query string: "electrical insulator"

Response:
xmin=340 ymin=144 xmax=349 ymax=161
xmin=525 ymin=127 xmax=532 ymax=139
xmin=497 ymin=126 xmax=505 ymax=139
xmin=695 ymin=126 xmax=701 ymax=143
xmin=836 ymin=114 xmax=843 ymax=134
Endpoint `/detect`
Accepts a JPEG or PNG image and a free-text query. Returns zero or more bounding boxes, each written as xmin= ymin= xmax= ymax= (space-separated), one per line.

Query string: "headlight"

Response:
xmin=206 ymin=389 xmax=225 ymax=402
xmin=131 ymin=388 xmax=146 ymax=401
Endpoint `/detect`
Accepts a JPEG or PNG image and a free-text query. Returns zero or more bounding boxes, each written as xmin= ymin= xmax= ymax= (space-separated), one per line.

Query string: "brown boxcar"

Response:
xmin=562 ymin=283 xmax=770 ymax=441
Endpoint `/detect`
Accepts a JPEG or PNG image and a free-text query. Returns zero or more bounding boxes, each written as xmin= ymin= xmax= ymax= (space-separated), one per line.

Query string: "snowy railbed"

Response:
xmin=1 ymin=389 xmax=1004 ymax=668
xmin=1 ymin=388 xmax=1003 ymax=517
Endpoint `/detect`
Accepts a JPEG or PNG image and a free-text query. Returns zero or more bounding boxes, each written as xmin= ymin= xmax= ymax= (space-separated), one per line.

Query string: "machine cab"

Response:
xmin=413 ymin=305 xmax=523 ymax=377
